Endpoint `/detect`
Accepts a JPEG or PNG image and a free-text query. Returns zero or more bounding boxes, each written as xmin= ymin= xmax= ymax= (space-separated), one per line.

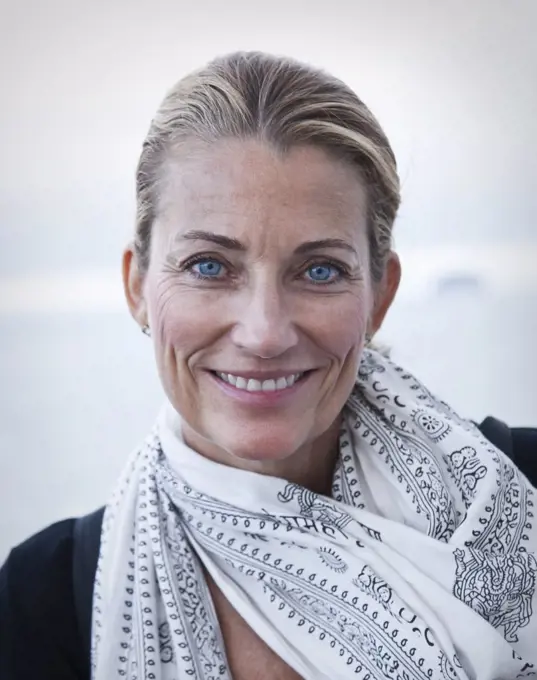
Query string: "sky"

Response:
xmin=1 ymin=0 xmax=536 ymax=285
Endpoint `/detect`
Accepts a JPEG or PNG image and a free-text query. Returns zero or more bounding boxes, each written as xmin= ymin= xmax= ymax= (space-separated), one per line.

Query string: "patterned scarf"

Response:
xmin=92 ymin=349 xmax=537 ymax=680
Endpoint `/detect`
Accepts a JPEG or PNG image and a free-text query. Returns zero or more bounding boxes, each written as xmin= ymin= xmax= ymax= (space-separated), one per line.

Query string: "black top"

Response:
xmin=1 ymin=422 xmax=536 ymax=680
xmin=0 ymin=518 xmax=86 ymax=680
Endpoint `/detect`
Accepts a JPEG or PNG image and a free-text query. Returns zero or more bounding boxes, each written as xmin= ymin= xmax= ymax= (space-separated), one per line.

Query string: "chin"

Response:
xmin=209 ymin=422 xmax=312 ymax=465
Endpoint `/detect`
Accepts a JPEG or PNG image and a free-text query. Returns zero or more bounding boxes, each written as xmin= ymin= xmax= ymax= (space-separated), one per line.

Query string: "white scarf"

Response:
xmin=92 ymin=349 xmax=537 ymax=680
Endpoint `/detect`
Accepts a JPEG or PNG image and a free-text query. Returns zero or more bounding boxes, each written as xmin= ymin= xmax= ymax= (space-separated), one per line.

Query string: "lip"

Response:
xmin=207 ymin=369 xmax=315 ymax=407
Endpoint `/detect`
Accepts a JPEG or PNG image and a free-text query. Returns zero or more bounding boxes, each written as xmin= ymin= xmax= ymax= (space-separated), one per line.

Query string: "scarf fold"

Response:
xmin=92 ymin=350 xmax=537 ymax=680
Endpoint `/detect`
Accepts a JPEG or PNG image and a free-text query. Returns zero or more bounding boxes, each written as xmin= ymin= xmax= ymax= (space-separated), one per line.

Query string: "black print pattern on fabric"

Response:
xmin=158 ymin=623 xmax=173 ymax=663
xmin=162 ymin=489 xmax=229 ymax=678
xmin=470 ymin=459 xmax=533 ymax=554
xmin=347 ymin=389 xmax=458 ymax=543
xmin=332 ymin=424 xmax=366 ymax=510
xmin=413 ymin=409 xmax=452 ymax=442
xmin=443 ymin=446 xmax=488 ymax=509
xmin=92 ymin=349 xmax=537 ymax=680
xmin=352 ymin=565 xmax=393 ymax=613
xmin=317 ymin=547 xmax=348 ymax=573
xmin=454 ymin=548 xmax=537 ymax=643
xmin=439 ymin=653 xmax=464 ymax=680
xmin=155 ymin=460 xmax=452 ymax=679
xmin=262 ymin=576 xmax=442 ymax=680
xmin=277 ymin=483 xmax=354 ymax=531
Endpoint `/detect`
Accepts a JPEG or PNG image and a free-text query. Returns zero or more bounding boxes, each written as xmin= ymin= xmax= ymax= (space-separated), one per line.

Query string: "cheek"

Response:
xmin=146 ymin=279 xmax=220 ymax=360
xmin=301 ymin=291 xmax=370 ymax=360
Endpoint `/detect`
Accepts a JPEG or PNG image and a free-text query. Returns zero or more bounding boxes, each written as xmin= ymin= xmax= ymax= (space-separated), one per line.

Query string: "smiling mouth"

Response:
xmin=211 ymin=371 xmax=311 ymax=393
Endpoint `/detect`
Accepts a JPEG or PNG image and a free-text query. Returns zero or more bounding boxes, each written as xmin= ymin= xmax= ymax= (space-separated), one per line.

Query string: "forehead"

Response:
xmin=155 ymin=138 xmax=368 ymax=245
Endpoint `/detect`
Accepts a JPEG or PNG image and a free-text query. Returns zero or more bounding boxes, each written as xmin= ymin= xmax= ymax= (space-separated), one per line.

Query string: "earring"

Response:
xmin=141 ymin=324 xmax=151 ymax=337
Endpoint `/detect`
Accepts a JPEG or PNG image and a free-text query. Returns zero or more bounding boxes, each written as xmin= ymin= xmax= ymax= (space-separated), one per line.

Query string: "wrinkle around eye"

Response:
xmin=153 ymin=274 xmax=196 ymax=314
xmin=163 ymin=251 xmax=240 ymax=283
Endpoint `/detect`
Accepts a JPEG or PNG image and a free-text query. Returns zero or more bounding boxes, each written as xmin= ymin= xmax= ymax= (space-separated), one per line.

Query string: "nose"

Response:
xmin=231 ymin=281 xmax=299 ymax=359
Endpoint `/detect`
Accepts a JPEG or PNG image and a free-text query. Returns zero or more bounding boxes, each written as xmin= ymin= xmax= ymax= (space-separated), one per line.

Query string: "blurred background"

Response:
xmin=1 ymin=0 xmax=536 ymax=560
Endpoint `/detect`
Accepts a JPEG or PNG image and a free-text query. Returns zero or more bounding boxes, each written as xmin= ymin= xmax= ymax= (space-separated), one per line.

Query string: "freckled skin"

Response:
xmin=124 ymin=138 xmax=400 ymax=491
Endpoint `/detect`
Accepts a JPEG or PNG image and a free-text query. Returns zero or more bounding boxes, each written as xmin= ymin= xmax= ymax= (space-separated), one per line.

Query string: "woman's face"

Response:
xmin=125 ymin=139 xmax=399 ymax=464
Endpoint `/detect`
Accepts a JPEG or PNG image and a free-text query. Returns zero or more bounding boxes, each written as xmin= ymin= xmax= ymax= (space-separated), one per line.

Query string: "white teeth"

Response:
xmin=262 ymin=379 xmax=276 ymax=392
xmin=217 ymin=372 xmax=304 ymax=392
xmin=247 ymin=379 xmax=262 ymax=392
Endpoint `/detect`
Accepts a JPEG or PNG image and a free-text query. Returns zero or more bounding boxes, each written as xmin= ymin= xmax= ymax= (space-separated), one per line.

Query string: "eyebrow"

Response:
xmin=180 ymin=230 xmax=357 ymax=256
xmin=293 ymin=238 xmax=357 ymax=256
xmin=181 ymin=230 xmax=246 ymax=250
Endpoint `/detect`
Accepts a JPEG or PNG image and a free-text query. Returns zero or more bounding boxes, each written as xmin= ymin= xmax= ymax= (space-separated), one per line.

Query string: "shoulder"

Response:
xmin=5 ymin=515 xmax=76 ymax=564
xmin=479 ymin=416 xmax=537 ymax=486
xmin=511 ymin=427 xmax=537 ymax=484
xmin=1 ymin=517 xmax=86 ymax=679
xmin=1 ymin=517 xmax=76 ymax=603
xmin=512 ymin=426 xmax=537 ymax=450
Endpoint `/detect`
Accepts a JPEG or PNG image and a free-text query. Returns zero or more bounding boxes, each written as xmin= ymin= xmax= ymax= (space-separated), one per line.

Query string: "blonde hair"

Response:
xmin=135 ymin=51 xmax=400 ymax=284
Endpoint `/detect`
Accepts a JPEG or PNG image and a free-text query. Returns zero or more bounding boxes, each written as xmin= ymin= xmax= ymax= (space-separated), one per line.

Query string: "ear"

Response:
xmin=369 ymin=251 xmax=401 ymax=336
xmin=122 ymin=243 xmax=148 ymax=329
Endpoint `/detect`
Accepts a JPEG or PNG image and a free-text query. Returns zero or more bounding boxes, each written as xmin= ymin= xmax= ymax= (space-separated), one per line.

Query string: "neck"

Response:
xmin=182 ymin=416 xmax=342 ymax=497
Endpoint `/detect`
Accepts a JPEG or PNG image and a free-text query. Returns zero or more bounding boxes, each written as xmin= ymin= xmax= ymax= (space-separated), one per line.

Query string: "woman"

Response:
xmin=1 ymin=51 xmax=536 ymax=680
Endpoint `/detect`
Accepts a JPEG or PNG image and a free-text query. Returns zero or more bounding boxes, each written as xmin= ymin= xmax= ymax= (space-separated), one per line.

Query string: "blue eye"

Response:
xmin=192 ymin=259 xmax=223 ymax=278
xmin=305 ymin=263 xmax=340 ymax=283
